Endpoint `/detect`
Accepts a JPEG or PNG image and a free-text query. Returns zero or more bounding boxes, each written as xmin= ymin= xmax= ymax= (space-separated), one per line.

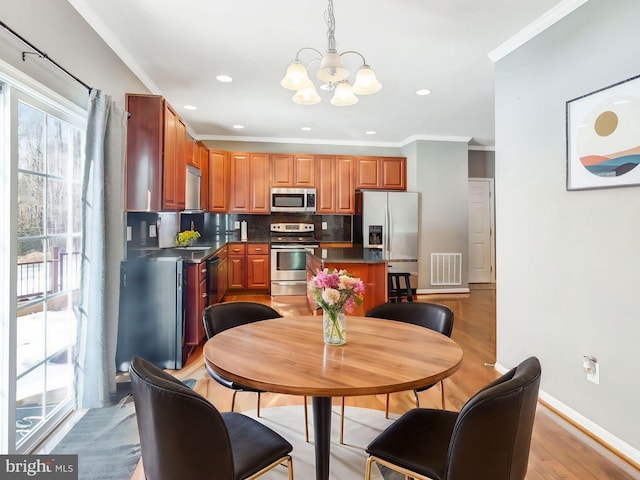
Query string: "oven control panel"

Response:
xmin=270 ymin=223 xmax=315 ymax=233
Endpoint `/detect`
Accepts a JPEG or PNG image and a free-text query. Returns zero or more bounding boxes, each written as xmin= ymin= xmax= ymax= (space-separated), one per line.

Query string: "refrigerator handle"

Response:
xmin=386 ymin=201 xmax=392 ymax=253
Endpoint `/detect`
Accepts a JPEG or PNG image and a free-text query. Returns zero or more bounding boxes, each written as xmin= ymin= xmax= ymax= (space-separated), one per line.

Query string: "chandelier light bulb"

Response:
xmin=281 ymin=61 xmax=311 ymax=91
xmin=293 ymin=85 xmax=322 ymax=105
xmin=353 ymin=65 xmax=382 ymax=95
xmin=331 ymin=81 xmax=358 ymax=106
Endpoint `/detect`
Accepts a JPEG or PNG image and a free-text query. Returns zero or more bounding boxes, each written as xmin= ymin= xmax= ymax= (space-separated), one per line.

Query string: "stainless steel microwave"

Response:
xmin=270 ymin=188 xmax=316 ymax=213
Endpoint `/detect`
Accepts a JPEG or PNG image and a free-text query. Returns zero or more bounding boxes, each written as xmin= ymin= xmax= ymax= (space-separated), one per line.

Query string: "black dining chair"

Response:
xmin=367 ymin=302 xmax=454 ymax=409
xmin=364 ymin=356 xmax=542 ymax=480
xmin=129 ymin=356 xmax=294 ymax=480
xmin=337 ymin=301 xmax=454 ymax=444
xmin=203 ymin=301 xmax=310 ymax=442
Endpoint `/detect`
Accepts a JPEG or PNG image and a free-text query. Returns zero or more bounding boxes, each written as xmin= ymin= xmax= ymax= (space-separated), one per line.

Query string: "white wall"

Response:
xmin=1 ymin=0 xmax=148 ymax=109
xmin=404 ymin=140 xmax=469 ymax=290
xmin=495 ymin=0 xmax=640 ymax=458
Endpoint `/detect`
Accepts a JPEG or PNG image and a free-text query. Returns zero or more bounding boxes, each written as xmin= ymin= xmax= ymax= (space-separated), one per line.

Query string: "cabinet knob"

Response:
xmin=201 ymin=268 xmax=207 ymax=273
xmin=254 ymin=247 xmax=262 ymax=251
xmin=201 ymin=293 xmax=208 ymax=298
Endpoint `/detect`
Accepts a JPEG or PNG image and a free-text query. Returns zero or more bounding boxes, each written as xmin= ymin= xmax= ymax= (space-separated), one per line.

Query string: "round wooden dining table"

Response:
xmin=203 ymin=315 xmax=463 ymax=480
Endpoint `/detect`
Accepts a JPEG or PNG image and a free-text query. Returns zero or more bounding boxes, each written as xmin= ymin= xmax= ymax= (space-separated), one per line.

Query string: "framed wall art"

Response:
xmin=566 ymin=73 xmax=640 ymax=190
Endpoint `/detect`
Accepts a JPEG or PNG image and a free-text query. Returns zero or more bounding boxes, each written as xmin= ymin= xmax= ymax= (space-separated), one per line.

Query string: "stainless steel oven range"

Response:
xmin=270 ymin=222 xmax=319 ymax=296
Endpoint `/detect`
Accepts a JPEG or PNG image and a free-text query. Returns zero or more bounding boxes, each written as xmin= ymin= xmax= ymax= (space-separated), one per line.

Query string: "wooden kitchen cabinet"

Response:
xmin=227 ymin=243 xmax=247 ymax=289
xmin=227 ymin=242 xmax=270 ymax=292
xmin=247 ymin=244 xmax=270 ymax=290
xmin=271 ymin=154 xmax=315 ymax=187
xmin=199 ymin=143 xmax=209 ymax=210
xmin=316 ymin=155 xmax=355 ymax=214
xmin=184 ymin=262 xmax=208 ymax=346
xmin=355 ymin=156 xmax=406 ymax=190
xmin=229 ymin=153 xmax=270 ymax=213
xmin=125 ymin=94 xmax=186 ymax=211
xmin=208 ymin=149 xmax=229 ymax=212
xmin=186 ymin=138 xmax=200 ymax=168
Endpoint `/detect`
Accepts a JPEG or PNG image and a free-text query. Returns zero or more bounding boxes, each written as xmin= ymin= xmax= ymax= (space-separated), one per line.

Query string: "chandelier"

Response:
xmin=280 ymin=0 xmax=382 ymax=106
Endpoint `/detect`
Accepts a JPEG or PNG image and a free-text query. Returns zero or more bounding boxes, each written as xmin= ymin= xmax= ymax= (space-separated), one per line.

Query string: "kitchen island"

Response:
xmin=306 ymin=247 xmax=418 ymax=315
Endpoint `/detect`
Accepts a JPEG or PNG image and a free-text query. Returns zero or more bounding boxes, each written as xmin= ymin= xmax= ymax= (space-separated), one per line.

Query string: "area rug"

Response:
xmin=52 ymin=390 xmax=401 ymax=480
xmin=51 ymin=382 xmax=141 ymax=480
xmin=245 ymin=405 xmax=402 ymax=480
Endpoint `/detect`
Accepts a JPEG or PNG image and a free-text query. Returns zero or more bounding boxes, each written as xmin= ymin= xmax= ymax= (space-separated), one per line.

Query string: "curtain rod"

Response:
xmin=0 ymin=20 xmax=92 ymax=93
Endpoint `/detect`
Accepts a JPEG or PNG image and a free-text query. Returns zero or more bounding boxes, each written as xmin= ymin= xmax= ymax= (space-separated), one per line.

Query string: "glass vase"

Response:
xmin=323 ymin=310 xmax=346 ymax=345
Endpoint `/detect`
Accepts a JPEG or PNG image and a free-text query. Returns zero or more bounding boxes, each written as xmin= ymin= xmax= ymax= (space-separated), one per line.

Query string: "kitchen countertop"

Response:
xmin=307 ymin=247 xmax=418 ymax=265
xmin=129 ymin=236 xmax=272 ymax=263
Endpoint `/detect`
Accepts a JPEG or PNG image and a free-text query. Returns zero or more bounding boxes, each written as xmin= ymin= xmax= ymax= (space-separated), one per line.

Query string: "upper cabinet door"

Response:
xmin=208 ymin=149 xmax=228 ymax=212
xmin=271 ymin=154 xmax=315 ymax=187
xmin=316 ymin=155 xmax=336 ymax=213
xmin=229 ymin=153 xmax=250 ymax=213
xmin=125 ymin=94 xmax=163 ymax=212
xmin=355 ymin=156 xmax=406 ymax=190
xmin=250 ymin=153 xmax=271 ymax=213
xmin=355 ymin=156 xmax=381 ymax=189
xmin=381 ymin=157 xmax=406 ymax=190
xmin=162 ymin=104 xmax=178 ymax=210
xmin=335 ymin=156 xmax=355 ymax=213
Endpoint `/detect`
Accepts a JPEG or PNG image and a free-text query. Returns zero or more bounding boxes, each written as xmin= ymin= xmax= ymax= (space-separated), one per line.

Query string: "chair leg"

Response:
xmin=413 ymin=389 xmax=420 ymax=408
xmin=303 ymin=396 xmax=309 ymax=443
xmin=365 ymin=456 xmax=374 ymax=480
xmin=231 ymin=391 xmax=238 ymax=412
xmin=340 ymin=397 xmax=345 ymax=444
xmin=287 ymin=455 xmax=294 ymax=480
xmin=385 ymin=393 xmax=390 ymax=418
xmin=440 ymin=380 xmax=446 ymax=409
xmin=257 ymin=391 xmax=261 ymax=417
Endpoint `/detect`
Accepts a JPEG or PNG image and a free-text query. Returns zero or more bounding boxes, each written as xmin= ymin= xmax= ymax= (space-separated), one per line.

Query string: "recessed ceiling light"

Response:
xmin=183 ymin=105 xmax=197 ymax=111
xmin=301 ymin=127 xmax=312 ymax=131
xmin=216 ymin=75 xmax=233 ymax=83
xmin=365 ymin=130 xmax=377 ymax=135
xmin=232 ymin=124 xmax=244 ymax=129
xmin=416 ymin=89 xmax=432 ymax=96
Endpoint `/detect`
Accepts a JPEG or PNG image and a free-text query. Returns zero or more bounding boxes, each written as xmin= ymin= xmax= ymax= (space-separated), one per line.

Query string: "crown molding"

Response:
xmin=469 ymin=145 xmax=495 ymax=152
xmin=67 ymin=0 xmax=161 ymax=94
xmin=399 ymin=134 xmax=472 ymax=147
xmin=488 ymin=0 xmax=590 ymax=63
xmin=198 ymin=134 xmax=401 ymax=148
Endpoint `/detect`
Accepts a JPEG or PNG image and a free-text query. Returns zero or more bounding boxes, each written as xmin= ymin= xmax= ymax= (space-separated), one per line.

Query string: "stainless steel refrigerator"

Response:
xmin=354 ymin=190 xmax=419 ymax=290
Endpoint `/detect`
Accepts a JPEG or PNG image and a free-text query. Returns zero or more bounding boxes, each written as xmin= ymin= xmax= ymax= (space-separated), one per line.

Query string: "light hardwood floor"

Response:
xmin=132 ymin=290 xmax=640 ymax=480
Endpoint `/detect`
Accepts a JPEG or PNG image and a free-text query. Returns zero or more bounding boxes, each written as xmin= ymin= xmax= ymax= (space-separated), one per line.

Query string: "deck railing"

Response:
xmin=17 ymin=251 xmax=81 ymax=300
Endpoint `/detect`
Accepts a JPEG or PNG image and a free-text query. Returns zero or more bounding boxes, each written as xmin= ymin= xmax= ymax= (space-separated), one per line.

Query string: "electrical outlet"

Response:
xmin=234 ymin=221 xmax=240 ymax=229
xmin=126 ymin=226 xmax=132 ymax=241
xmin=322 ymin=222 xmax=328 ymax=230
xmin=587 ymin=361 xmax=599 ymax=385
xmin=149 ymin=224 xmax=157 ymax=238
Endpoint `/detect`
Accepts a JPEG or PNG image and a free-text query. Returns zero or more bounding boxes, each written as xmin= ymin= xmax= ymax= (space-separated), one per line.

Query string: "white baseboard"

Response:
xmin=418 ymin=287 xmax=470 ymax=294
xmin=494 ymin=363 xmax=640 ymax=466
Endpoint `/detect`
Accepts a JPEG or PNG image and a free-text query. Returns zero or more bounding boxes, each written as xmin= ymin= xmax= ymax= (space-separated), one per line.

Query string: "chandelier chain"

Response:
xmin=325 ymin=0 xmax=336 ymax=51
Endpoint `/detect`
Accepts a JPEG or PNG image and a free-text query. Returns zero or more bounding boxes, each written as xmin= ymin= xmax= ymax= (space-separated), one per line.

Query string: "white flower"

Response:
xmin=322 ymin=288 xmax=341 ymax=306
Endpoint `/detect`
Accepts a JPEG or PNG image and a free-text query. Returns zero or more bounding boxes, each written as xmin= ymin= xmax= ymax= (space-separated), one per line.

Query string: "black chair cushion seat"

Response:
xmin=366 ymin=408 xmax=457 ymax=480
xmin=222 ymin=412 xmax=293 ymax=480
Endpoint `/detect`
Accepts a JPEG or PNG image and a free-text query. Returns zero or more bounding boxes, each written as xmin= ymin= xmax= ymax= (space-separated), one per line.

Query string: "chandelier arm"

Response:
xmin=294 ymin=47 xmax=324 ymax=63
xmin=339 ymin=50 xmax=367 ymax=66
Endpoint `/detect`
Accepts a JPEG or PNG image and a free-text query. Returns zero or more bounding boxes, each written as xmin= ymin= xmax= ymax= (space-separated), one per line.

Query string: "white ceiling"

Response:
xmin=68 ymin=0 xmax=573 ymax=147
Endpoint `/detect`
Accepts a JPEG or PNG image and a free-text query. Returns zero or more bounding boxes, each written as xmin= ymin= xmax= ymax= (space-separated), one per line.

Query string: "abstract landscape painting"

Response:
xmin=566 ymin=74 xmax=640 ymax=190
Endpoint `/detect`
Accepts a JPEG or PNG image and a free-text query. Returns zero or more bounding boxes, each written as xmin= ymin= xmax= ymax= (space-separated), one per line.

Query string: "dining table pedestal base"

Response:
xmin=312 ymin=396 xmax=332 ymax=480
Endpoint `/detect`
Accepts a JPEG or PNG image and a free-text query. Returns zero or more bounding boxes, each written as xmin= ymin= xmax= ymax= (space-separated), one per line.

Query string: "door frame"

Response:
xmin=468 ymin=178 xmax=496 ymax=283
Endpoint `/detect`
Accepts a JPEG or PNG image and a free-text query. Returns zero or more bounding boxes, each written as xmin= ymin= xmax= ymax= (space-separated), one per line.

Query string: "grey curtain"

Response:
xmin=76 ymin=90 xmax=127 ymax=408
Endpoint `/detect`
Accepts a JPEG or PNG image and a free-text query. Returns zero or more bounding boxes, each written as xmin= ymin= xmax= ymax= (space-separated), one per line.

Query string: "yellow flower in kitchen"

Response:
xmin=176 ymin=230 xmax=200 ymax=246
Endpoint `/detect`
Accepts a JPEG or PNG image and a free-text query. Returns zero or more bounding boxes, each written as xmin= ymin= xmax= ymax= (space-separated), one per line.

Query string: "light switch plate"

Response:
xmin=322 ymin=222 xmax=328 ymax=230
xmin=234 ymin=221 xmax=240 ymax=229
xmin=126 ymin=226 xmax=132 ymax=241
xmin=149 ymin=224 xmax=157 ymax=237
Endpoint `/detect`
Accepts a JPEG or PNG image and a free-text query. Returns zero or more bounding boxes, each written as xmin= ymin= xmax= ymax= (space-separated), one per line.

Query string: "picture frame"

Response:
xmin=566 ymin=73 xmax=640 ymax=190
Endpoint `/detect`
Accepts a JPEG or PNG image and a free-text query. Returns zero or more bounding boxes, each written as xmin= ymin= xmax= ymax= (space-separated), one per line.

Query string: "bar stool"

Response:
xmin=388 ymin=272 xmax=413 ymax=302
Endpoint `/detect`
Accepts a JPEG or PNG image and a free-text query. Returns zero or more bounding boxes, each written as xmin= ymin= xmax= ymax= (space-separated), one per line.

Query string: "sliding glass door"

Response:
xmin=0 ymin=78 xmax=85 ymax=453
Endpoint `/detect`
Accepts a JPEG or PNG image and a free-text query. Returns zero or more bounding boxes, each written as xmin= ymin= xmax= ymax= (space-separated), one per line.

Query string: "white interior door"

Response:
xmin=468 ymin=179 xmax=495 ymax=283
